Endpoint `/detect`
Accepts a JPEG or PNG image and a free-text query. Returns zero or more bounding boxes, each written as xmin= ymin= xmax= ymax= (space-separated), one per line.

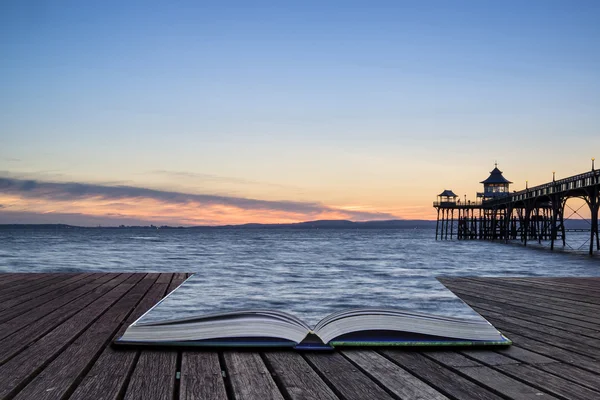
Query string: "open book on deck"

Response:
xmin=117 ymin=307 xmax=511 ymax=349
xmin=116 ymin=277 xmax=511 ymax=349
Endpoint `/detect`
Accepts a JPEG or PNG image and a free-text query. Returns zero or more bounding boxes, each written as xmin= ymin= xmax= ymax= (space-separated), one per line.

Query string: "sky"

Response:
xmin=1 ymin=0 xmax=599 ymax=226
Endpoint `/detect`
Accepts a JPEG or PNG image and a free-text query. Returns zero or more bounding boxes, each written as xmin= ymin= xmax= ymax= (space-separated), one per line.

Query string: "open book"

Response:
xmin=116 ymin=276 xmax=510 ymax=349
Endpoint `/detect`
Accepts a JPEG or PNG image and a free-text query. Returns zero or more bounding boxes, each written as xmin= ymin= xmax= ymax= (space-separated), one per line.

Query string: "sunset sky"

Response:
xmin=1 ymin=1 xmax=599 ymax=226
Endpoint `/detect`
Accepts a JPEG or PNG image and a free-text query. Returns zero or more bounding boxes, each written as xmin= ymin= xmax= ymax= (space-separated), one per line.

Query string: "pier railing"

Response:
xmin=484 ymin=169 xmax=600 ymax=207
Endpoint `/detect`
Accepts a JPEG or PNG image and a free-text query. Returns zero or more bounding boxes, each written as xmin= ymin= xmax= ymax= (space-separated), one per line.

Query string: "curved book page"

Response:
xmin=118 ymin=273 xmax=509 ymax=347
xmin=133 ymin=275 xmax=486 ymax=327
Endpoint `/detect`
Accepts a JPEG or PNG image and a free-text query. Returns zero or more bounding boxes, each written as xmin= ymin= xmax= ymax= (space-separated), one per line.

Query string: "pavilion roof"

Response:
xmin=438 ymin=189 xmax=458 ymax=197
xmin=480 ymin=166 xmax=512 ymax=184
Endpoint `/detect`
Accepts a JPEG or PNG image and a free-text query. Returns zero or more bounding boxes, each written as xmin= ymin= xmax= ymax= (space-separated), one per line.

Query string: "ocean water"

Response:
xmin=2 ymin=228 xmax=598 ymax=326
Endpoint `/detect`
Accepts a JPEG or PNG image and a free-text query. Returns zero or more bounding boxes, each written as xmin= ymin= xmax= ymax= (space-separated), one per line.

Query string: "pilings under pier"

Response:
xmin=434 ymin=169 xmax=600 ymax=255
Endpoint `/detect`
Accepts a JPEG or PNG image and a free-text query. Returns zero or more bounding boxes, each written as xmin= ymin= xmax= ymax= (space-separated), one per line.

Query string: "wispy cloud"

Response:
xmin=147 ymin=170 xmax=295 ymax=190
xmin=0 ymin=176 xmax=397 ymax=225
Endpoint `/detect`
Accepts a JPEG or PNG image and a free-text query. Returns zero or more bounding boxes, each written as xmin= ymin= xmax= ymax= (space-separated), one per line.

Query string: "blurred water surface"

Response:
xmin=1 ymin=228 xmax=598 ymax=325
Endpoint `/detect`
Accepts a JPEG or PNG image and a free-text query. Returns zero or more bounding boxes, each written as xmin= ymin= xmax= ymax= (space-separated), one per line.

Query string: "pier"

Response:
xmin=434 ymin=162 xmax=600 ymax=255
xmin=2 ymin=272 xmax=600 ymax=399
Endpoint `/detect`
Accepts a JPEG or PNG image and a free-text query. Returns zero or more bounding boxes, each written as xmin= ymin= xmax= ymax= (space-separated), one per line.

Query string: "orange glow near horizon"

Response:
xmin=0 ymin=193 xmax=418 ymax=226
xmin=1 ymin=159 xmax=596 ymax=225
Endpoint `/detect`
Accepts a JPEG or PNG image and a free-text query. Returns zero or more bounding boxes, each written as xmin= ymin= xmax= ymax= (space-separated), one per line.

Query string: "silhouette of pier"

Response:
xmin=434 ymin=161 xmax=600 ymax=255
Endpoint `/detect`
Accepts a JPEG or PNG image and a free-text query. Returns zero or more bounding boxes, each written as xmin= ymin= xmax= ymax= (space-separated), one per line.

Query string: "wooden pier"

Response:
xmin=434 ymin=165 xmax=600 ymax=255
xmin=1 ymin=273 xmax=600 ymax=399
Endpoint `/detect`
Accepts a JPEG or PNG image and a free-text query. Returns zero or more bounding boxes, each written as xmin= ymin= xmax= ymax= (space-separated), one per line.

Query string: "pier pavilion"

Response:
xmin=434 ymin=162 xmax=600 ymax=255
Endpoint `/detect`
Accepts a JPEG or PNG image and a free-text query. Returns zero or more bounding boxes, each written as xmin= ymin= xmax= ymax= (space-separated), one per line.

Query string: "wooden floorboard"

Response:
xmin=441 ymin=279 xmax=600 ymax=325
xmin=263 ymin=351 xmax=339 ymax=400
xmin=69 ymin=273 xmax=172 ymax=400
xmin=12 ymin=274 xmax=158 ymax=400
xmin=304 ymin=352 xmax=394 ymax=399
xmin=0 ymin=273 xmax=105 ymax=325
xmin=0 ymin=274 xmax=130 ymax=364
xmin=464 ymin=277 xmax=600 ymax=306
xmin=122 ymin=274 xmax=185 ymax=400
xmin=180 ymin=352 xmax=228 ymax=400
xmin=0 ymin=273 xmax=94 ymax=312
xmin=0 ymin=274 xmax=59 ymax=299
xmin=1 ymin=273 xmax=599 ymax=400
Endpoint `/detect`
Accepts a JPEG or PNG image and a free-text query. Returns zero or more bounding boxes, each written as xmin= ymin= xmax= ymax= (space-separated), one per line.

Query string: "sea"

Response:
xmin=1 ymin=227 xmax=599 ymax=326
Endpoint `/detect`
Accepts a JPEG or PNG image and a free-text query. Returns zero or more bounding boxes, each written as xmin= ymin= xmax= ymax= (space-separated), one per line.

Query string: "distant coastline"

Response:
xmin=0 ymin=218 xmax=593 ymax=230
xmin=0 ymin=219 xmax=437 ymax=230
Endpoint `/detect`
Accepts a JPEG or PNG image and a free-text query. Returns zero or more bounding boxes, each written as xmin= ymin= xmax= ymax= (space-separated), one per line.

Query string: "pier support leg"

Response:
xmin=445 ymin=210 xmax=449 ymax=240
xmin=590 ymin=191 xmax=599 ymax=255
xmin=450 ymin=210 xmax=454 ymax=240
xmin=435 ymin=209 xmax=440 ymax=240
xmin=550 ymin=197 xmax=558 ymax=251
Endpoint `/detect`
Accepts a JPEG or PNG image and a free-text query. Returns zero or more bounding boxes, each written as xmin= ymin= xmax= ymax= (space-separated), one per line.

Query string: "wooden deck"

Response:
xmin=0 ymin=274 xmax=599 ymax=400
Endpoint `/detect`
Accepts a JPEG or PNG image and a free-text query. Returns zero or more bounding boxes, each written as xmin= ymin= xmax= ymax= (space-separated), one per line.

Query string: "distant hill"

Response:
xmin=0 ymin=220 xmax=437 ymax=230
xmin=0 ymin=224 xmax=77 ymax=229
xmin=0 ymin=219 xmax=592 ymax=230
xmin=213 ymin=220 xmax=436 ymax=229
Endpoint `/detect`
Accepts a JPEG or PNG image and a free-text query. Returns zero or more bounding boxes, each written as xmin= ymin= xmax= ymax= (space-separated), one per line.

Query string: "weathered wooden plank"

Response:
xmin=0 ymin=274 xmax=62 ymax=300
xmin=0 ymin=273 xmax=29 ymax=281
xmin=0 ymin=274 xmax=598 ymax=400
xmin=124 ymin=351 xmax=178 ymax=400
xmin=489 ymin=277 xmax=600 ymax=295
xmin=496 ymin=364 xmax=600 ymax=400
xmin=450 ymin=292 xmax=600 ymax=338
xmin=70 ymin=275 xmax=174 ymax=400
xmin=381 ymin=350 xmax=504 ymax=400
xmin=479 ymin=315 xmax=600 ymax=358
xmin=472 ymin=307 xmax=600 ymax=351
xmin=423 ymin=351 xmax=481 ymax=367
xmin=527 ymin=277 xmax=600 ymax=289
xmin=0 ymin=274 xmax=129 ymax=362
xmin=455 ymin=364 xmax=558 ymax=399
xmin=487 ymin=277 xmax=600 ymax=295
xmin=155 ymin=273 xmax=173 ymax=284
xmin=263 ymin=351 xmax=339 ymax=400
xmin=13 ymin=274 xmax=159 ymax=400
xmin=122 ymin=273 xmax=188 ymax=400
xmin=449 ymin=287 xmax=600 ymax=331
xmin=443 ymin=279 xmax=600 ymax=319
xmin=0 ymin=273 xmax=103 ymax=324
xmin=167 ymin=273 xmax=184 ymax=292
xmin=0 ymin=273 xmax=116 ymax=336
xmin=459 ymin=349 xmax=521 ymax=366
xmin=0 ymin=273 xmax=93 ymax=312
xmin=495 ymin=345 xmax=558 ymax=365
xmin=0 ymin=273 xmax=43 ymax=289
xmin=449 ymin=278 xmax=600 ymax=316
xmin=174 ymin=272 xmax=189 ymax=282
xmin=0 ymin=274 xmax=145 ymax=399
xmin=343 ymin=350 xmax=448 ymax=400
xmin=496 ymin=330 xmax=600 ymax=374
xmin=420 ymin=350 xmax=555 ymax=398
xmin=465 ymin=277 xmax=600 ymax=306
xmin=536 ymin=363 xmax=600 ymax=392
xmin=224 ymin=351 xmax=285 ymax=400
xmin=443 ymin=282 xmax=600 ymax=327
xmin=180 ymin=352 xmax=228 ymax=400
xmin=304 ymin=352 xmax=393 ymax=400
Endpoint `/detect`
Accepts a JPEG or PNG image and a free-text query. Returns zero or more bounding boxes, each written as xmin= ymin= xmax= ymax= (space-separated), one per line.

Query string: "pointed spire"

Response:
xmin=480 ymin=163 xmax=512 ymax=184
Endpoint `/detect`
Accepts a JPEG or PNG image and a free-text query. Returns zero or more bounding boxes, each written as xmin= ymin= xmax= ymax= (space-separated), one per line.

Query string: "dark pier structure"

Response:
xmin=434 ymin=161 xmax=600 ymax=255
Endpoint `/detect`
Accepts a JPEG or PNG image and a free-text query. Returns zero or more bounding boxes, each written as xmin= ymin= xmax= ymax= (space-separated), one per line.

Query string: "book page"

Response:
xmin=136 ymin=268 xmax=485 ymax=328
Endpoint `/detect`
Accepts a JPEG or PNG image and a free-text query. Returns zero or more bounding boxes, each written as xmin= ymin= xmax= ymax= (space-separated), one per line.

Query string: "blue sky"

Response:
xmin=1 ymin=1 xmax=599 ymax=224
